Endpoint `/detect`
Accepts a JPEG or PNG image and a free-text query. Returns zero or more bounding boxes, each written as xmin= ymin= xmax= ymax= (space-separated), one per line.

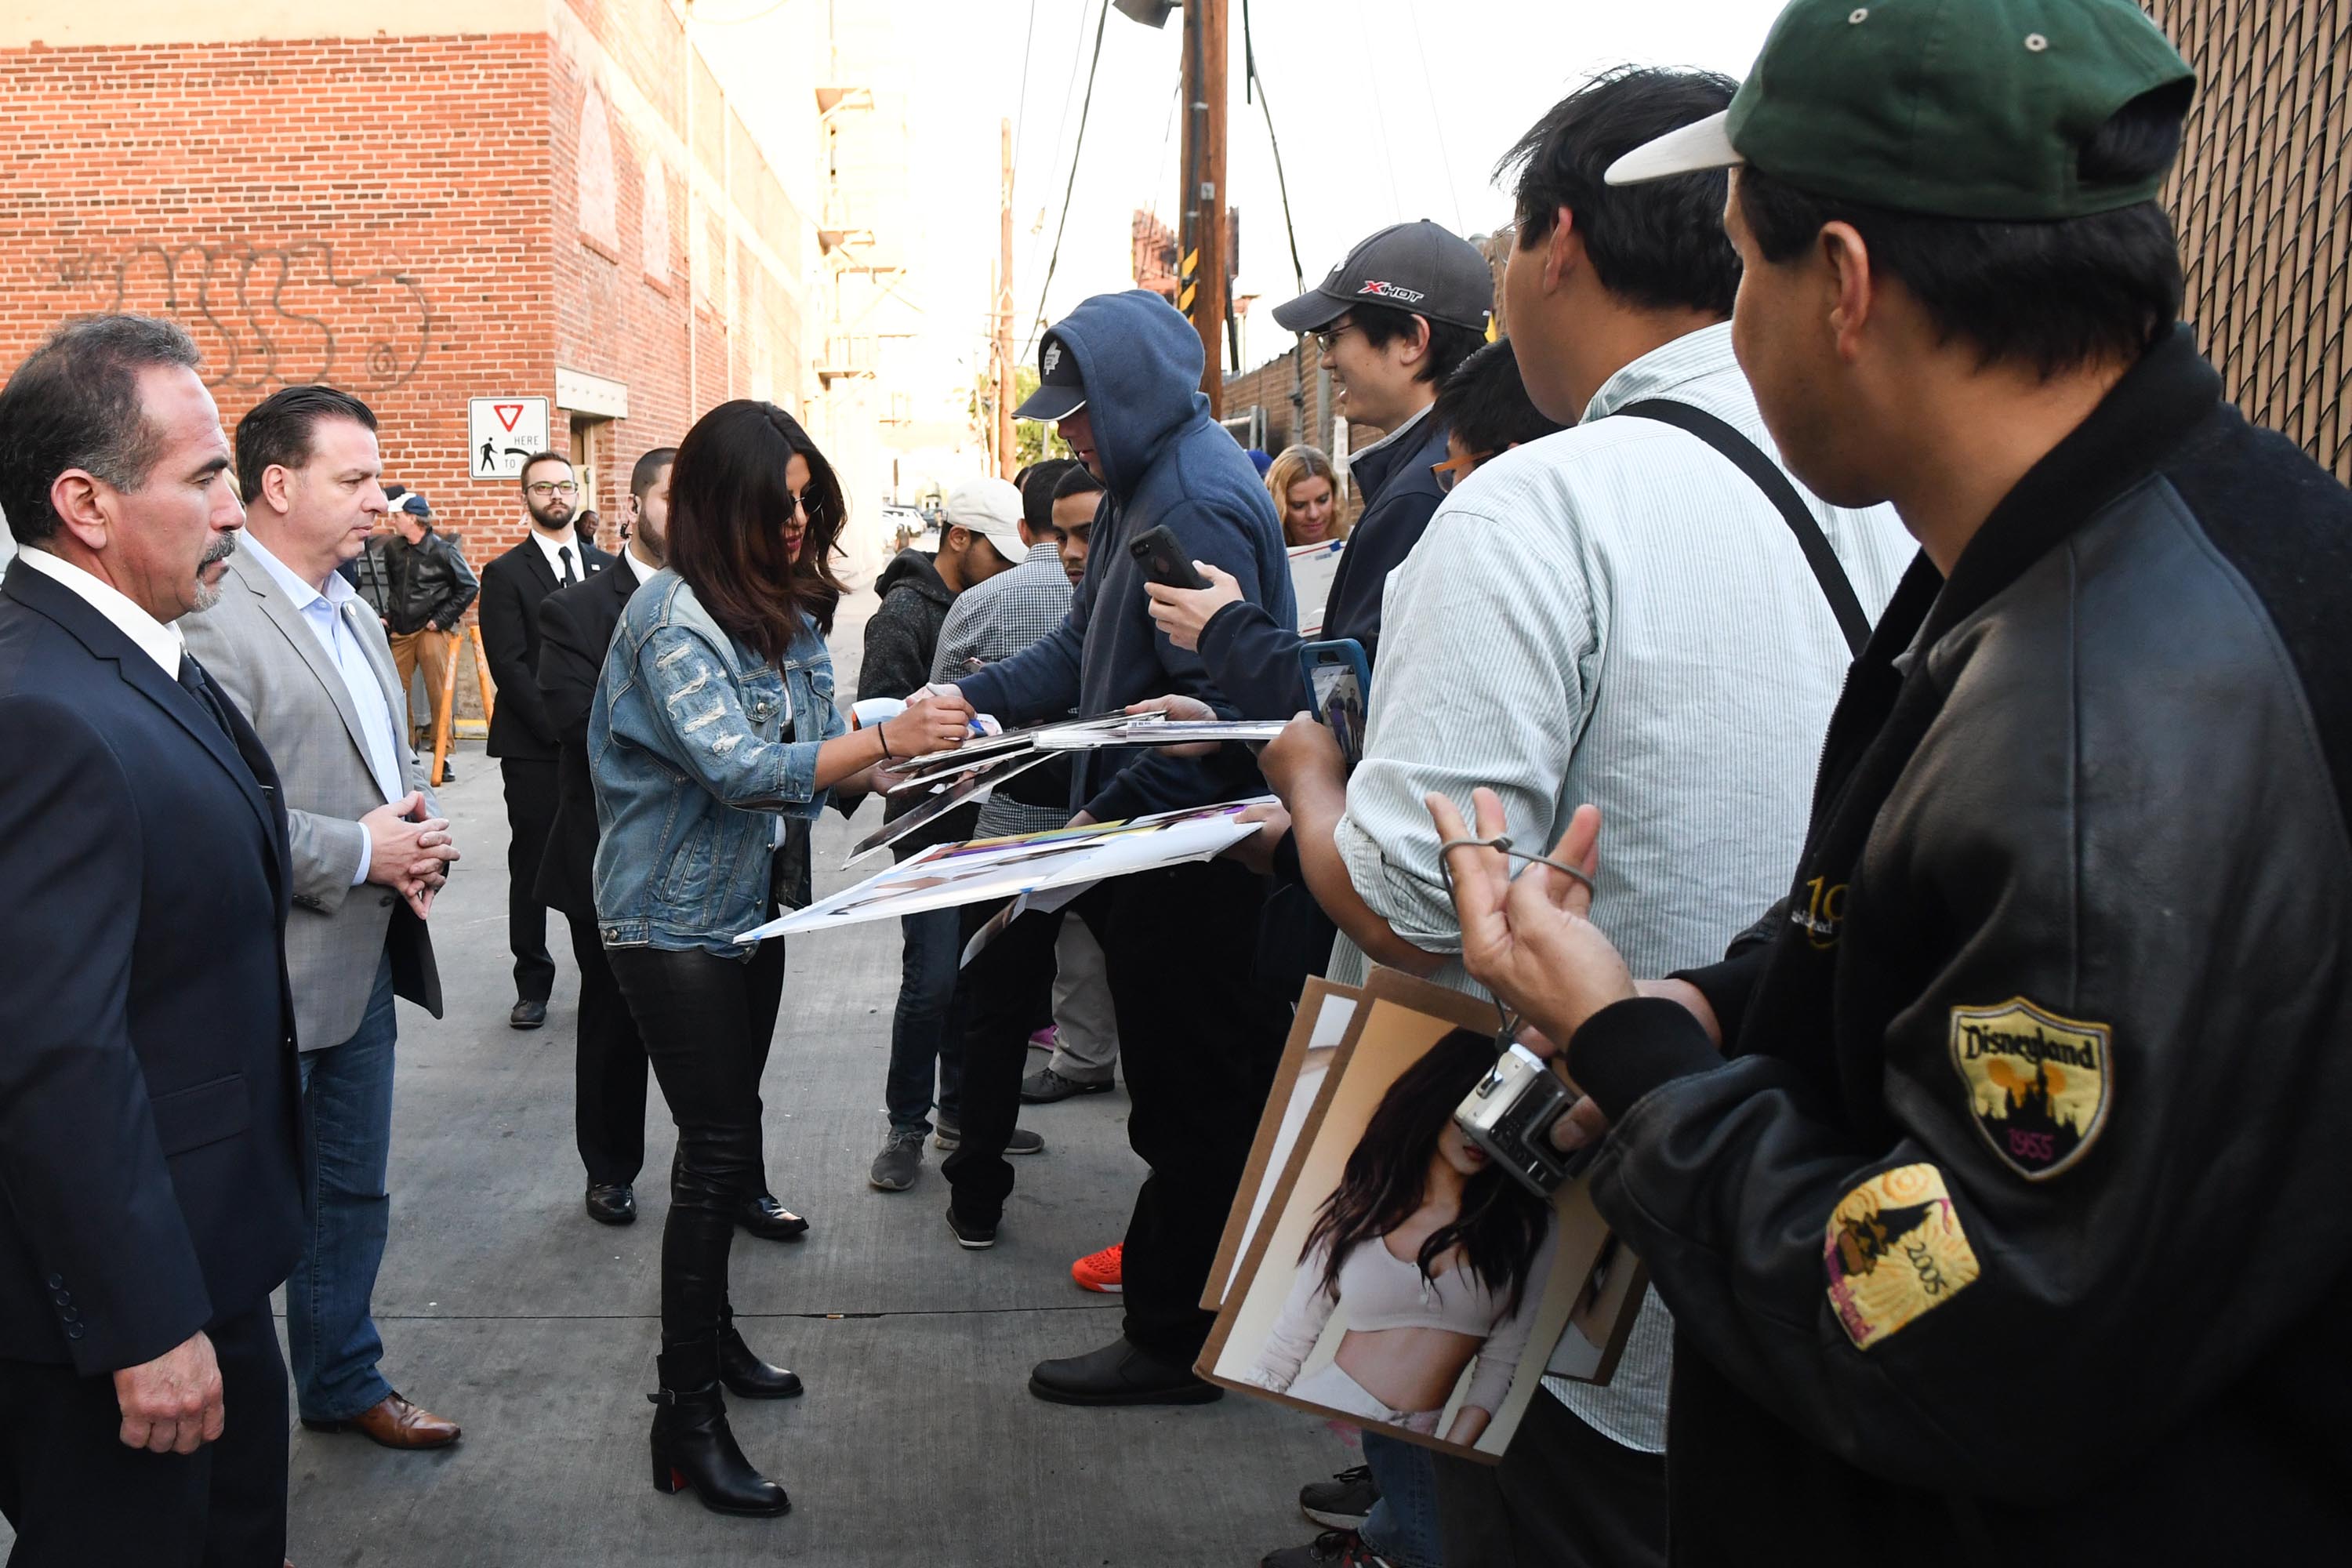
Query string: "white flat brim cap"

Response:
xmin=1605 ymin=109 xmax=1744 ymax=187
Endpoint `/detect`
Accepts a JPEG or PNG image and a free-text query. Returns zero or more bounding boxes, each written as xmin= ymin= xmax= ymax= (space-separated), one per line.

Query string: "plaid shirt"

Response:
xmin=930 ymin=540 xmax=1073 ymax=837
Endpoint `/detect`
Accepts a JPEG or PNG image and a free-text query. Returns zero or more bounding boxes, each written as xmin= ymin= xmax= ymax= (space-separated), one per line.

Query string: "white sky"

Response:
xmin=704 ymin=0 xmax=1788 ymax=412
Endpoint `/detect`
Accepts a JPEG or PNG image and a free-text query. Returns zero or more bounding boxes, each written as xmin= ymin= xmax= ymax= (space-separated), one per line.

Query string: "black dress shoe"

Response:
xmin=735 ymin=1194 xmax=809 ymax=1241
xmin=510 ymin=999 xmax=547 ymax=1029
xmin=586 ymin=1184 xmax=636 ymax=1225
xmin=1028 ymin=1336 xmax=1224 ymax=1406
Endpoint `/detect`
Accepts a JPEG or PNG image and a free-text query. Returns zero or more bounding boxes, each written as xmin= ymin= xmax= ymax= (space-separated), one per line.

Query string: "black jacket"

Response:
xmin=353 ymin=528 xmax=480 ymax=635
xmin=0 ymin=561 xmax=306 ymax=1373
xmin=535 ymin=557 xmax=642 ymax=920
xmin=1568 ymin=330 xmax=2352 ymax=1563
xmin=858 ymin=548 xmax=956 ymax=704
xmin=478 ymin=532 xmax=615 ymax=760
xmin=1193 ymin=405 xmax=1448 ymax=717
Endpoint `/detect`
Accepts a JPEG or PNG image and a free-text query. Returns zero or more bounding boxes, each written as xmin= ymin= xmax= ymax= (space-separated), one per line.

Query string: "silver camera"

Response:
xmin=1454 ymin=1044 xmax=1577 ymax=1197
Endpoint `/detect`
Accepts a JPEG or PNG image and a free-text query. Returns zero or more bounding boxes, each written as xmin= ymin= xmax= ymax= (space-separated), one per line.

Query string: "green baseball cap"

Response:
xmin=1605 ymin=0 xmax=2194 ymax=220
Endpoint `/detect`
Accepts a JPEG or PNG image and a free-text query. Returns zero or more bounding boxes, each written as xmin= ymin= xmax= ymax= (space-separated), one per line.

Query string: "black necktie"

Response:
xmin=558 ymin=545 xmax=578 ymax=587
xmin=177 ymin=652 xmax=237 ymax=741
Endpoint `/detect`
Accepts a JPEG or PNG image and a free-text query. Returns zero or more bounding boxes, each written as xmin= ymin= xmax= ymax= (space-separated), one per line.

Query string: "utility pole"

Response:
xmin=1177 ymin=0 xmax=1229 ymax=418
xmin=997 ymin=115 xmax=1016 ymax=478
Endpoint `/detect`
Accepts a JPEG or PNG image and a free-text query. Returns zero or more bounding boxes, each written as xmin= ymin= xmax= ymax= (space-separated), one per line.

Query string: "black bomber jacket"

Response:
xmin=1566 ymin=329 xmax=2352 ymax=1563
xmin=354 ymin=528 xmax=481 ymax=635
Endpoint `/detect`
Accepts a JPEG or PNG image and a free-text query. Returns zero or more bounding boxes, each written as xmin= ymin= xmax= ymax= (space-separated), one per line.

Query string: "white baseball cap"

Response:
xmin=942 ymin=477 xmax=1026 ymax=563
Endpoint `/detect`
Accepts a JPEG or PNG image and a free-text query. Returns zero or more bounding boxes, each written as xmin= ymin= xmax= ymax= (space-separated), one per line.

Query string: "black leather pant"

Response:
xmin=608 ymin=936 xmax=787 ymax=1346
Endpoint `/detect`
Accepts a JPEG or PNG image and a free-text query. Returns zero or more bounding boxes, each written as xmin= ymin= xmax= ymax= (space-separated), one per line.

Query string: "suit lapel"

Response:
xmin=236 ymin=554 xmax=379 ymax=782
xmin=4 ymin=567 xmax=287 ymax=867
xmin=521 ymin=538 xmax=559 ymax=594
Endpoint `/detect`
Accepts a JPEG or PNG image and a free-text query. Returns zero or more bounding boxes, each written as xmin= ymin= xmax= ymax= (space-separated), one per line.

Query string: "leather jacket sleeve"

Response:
xmin=431 ymin=537 xmax=480 ymax=630
xmin=1566 ymin=581 xmax=2352 ymax=1501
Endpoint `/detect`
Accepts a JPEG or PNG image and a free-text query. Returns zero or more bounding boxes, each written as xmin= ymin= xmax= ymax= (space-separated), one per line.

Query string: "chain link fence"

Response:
xmin=2152 ymin=0 xmax=2351 ymax=484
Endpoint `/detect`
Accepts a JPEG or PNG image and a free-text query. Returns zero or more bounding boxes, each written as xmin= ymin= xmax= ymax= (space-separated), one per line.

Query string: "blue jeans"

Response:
xmin=884 ymin=907 xmax=963 ymax=1131
xmin=1359 ymin=1431 xmax=1444 ymax=1568
xmin=289 ymin=953 xmax=399 ymax=1424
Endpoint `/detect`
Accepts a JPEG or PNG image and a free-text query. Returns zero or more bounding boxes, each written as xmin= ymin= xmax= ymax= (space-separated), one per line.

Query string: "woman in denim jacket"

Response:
xmin=590 ymin=401 xmax=971 ymax=1517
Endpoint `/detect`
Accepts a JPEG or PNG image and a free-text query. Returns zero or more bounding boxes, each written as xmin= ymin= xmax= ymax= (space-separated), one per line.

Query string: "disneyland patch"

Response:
xmin=1948 ymin=997 xmax=2112 ymax=1181
xmin=1824 ymin=1163 xmax=1980 ymax=1351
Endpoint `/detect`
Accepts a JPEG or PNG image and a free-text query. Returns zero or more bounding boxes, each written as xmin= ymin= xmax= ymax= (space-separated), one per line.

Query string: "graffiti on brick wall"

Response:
xmin=50 ymin=241 xmax=434 ymax=390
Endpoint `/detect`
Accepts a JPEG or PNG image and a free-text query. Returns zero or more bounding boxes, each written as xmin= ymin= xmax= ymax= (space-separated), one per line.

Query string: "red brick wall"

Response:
xmin=0 ymin=32 xmax=557 ymax=566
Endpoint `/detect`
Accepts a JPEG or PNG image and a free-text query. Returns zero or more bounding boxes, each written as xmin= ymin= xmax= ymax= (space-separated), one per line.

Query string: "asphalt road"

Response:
xmin=0 ymin=589 xmax=1351 ymax=1566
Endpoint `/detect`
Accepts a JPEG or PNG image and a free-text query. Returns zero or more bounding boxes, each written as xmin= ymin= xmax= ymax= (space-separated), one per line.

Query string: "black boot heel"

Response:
xmin=648 ymin=1339 xmax=791 ymax=1518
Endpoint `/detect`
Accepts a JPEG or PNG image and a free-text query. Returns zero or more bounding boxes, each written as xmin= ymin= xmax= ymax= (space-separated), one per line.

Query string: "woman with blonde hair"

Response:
xmin=1266 ymin=444 xmax=1344 ymax=546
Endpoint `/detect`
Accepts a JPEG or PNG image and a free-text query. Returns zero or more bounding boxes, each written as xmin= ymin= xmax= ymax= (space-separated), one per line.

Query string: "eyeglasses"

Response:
xmin=789 ymin=492 xmax=825 ymax=524
xmin=1431 ymin=452 xmax=1492 ymax=493
xmin=1312 ymin=319 xmax=1362 ymax=355
xmin=525 ymin=481 xmax=577 ymax=498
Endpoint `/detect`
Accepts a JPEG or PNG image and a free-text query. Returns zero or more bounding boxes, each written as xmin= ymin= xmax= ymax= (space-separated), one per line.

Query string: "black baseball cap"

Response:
xmin=1272 ymin=220 xmax=1494 ymax=335
xmin=1013 ymin=332 xmax=1087 ymax=422
xmin=1605 ymin=0 xmax=2194 ymax=220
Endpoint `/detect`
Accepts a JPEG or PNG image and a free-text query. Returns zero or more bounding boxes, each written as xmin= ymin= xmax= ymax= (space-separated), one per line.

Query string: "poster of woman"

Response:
xmin=1203 ymin=993 xmax=1614 ymax=1463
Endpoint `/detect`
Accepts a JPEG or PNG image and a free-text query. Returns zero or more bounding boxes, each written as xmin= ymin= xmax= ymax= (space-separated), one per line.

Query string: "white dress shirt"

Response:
xmin=239 ymin=532 xmax=407 ymax=882
xmin=530 ymin=524 xmax=584 ymax=586
xmin=622 ymin=546 xmax=655 ymax=586
xmin=13 ymin=546 xmax=185 ymax=677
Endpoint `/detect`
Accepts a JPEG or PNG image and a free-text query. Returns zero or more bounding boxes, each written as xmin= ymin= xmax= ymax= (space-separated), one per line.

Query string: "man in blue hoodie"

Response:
xmin=945 ymin=289 xmax=1297 ymax=1406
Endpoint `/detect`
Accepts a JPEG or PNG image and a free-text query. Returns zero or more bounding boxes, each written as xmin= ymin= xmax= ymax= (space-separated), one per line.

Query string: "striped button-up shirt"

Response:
xmin=1330 ymin=322 xmax=1917 ymax=1450
xmin=931 ymin=539 xmax=1074 ymax=838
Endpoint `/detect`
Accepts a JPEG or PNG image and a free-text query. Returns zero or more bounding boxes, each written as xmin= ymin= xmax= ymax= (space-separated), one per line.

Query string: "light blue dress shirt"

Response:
xmin=239 ymin=531 xmax=407 ymax=883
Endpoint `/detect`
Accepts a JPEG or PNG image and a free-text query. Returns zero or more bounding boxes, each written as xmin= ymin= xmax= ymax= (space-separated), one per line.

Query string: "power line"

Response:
xmin=1398 ymin=0 xmax=1465 ymax=232
xmin=1241 ymin=0 xmax=1305 ymax=295
xmin=1352 ymin=17 xmax=1404 ymax=220
xmin=1009 ymin=0 xmax=1040 ymax=176
xmin=1025 ymin=0 xmax=1112 ymax=358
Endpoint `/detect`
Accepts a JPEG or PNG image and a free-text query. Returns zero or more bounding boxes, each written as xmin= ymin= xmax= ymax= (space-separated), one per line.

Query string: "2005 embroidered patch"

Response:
xmin=1824 ymin=1163 xmax=1981 ymax=1351
xmin=1948 ymin=997 xmax=2112 ymax=1180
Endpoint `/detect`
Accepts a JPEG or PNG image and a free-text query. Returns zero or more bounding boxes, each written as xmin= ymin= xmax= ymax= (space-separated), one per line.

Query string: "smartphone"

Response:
xmin=1298 ymin=637 xmax=1372 ymax=768
xmin=1128 ymin=524 xmax=1210 ymax=590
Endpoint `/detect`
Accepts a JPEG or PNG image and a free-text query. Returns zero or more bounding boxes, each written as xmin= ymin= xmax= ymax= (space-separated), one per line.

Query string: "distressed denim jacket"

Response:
xmin=589 ymin=568 xmax=844 ymax=955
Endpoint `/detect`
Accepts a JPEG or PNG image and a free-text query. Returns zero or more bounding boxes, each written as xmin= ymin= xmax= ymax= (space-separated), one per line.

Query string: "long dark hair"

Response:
xmin=1302 ymin=1029 xmax=1550 ymax=1316
xmin=666 ymin=400 xmax=848 ymax=658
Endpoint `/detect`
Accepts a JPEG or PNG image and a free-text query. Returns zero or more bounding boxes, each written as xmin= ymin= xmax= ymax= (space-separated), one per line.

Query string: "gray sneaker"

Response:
xmin=932 ymin=1120 xmax=1046 ymax=1156
xmin=868 ymin=1126 xmax=927 ymax=1191
xmin=1019 ymin=1065 xmax=1115 ymax=1104
xmin=1298 ymin=1464 xmax=1379 ymax=1530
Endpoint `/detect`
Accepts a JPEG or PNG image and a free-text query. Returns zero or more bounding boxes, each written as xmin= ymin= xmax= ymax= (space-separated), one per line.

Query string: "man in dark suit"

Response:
xmin=476 ymin=450 xmax=613 ymax=1029
xmin=0 ymin=314 xmax=306 ymax=1565
xmin=536 ymin=446 xmax=672 ymax=1226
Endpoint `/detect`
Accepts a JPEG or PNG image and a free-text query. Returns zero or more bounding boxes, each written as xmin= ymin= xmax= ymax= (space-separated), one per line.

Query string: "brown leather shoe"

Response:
xmin=301 ymin=1392 xmax=461 ymax=1450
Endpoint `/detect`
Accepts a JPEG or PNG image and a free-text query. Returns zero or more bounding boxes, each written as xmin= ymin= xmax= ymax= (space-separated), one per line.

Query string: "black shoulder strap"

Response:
xmin=1615 ymin=397 xmax=1871 ymax=655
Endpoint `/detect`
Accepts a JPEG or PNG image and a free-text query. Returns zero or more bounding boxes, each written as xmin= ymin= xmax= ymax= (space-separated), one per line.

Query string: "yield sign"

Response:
xmin=466 ymin=396 xmax=550 ymax=479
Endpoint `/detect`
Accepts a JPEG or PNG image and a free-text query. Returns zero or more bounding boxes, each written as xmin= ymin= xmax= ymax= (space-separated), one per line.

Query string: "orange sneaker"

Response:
xmin=1072 ymin=1242 xmax=1123 ymax=1294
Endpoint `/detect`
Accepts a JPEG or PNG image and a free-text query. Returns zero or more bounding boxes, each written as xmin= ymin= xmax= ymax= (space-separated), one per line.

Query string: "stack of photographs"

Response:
xmin=1196 ymin=969 xmax=1650 ymax=1465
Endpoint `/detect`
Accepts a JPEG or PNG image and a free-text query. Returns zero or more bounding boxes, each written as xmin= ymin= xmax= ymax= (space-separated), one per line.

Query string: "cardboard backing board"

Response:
xmin=1197 ymin=989 xmax=1616 ymax=1465
xmin=1361 ymin=968 xmax=1651 ymax=1385
xmin=1201 ymin=978 xmax=1364 ymax=1313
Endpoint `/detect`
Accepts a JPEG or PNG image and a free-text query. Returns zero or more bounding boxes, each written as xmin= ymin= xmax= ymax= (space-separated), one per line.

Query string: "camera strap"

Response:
xmin=1436 ymin=829 xmax=1597 ymax=1054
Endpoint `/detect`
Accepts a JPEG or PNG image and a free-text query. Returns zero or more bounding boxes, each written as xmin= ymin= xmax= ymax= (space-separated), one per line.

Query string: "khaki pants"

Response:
xmin=387 ymin=626 xmax=453 ymax=750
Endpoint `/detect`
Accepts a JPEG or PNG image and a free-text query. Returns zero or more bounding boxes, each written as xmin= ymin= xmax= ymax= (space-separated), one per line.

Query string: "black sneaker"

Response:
xmin=1261 ymin=1530 xmax=1388 ymax=1568
xmin=1298 ymin=1463 xmax=1378 ymax=1530
xmin=945 ymin=1206 xmax=998 ymax=1250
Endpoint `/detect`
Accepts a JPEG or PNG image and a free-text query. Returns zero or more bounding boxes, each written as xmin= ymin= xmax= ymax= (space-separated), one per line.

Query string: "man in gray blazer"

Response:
xmin=182 ymin=385 xmax=465 ymax=1451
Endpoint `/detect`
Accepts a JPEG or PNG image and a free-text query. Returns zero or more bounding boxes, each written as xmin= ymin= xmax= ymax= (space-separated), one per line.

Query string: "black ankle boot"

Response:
xmin=718 ymin=1307 xmax=804 ymax=1400
xmin=648 ymin=1338 xmax=790 ymax=1517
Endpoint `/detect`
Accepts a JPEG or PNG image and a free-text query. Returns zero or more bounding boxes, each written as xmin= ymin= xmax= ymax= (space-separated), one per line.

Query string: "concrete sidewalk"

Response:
xmin=0 ymin=591 xmax=1352 ymax=1565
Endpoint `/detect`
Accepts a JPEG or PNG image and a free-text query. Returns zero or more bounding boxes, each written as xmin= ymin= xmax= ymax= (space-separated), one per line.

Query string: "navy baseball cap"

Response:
xmin=1013 ymin=332 xmax=1087 ymax=422
xmin=1272 ymin=220 xmax=1494 ymax=335
xmin=394 ymin=491 xmax=432 ymax=517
